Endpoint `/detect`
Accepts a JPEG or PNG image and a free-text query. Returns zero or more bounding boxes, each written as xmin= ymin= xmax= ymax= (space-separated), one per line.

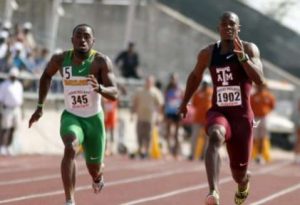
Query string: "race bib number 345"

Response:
xmin=216 ymin=86 xmax=242 ymax=107
xmin=67 ymin=90 xmax=91 ymax=109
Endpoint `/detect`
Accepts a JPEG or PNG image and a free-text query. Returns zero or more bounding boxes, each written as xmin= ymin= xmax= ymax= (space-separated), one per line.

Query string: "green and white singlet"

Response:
xmin=62 ymin=49 xmax=102 ymax=117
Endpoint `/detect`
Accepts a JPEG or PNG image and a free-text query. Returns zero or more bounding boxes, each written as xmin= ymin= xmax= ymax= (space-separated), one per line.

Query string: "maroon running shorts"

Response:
xmin=205 ymin=110 xmax=253 ymax=170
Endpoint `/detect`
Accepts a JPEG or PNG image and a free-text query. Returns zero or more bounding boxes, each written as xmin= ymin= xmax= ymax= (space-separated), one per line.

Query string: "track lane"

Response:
xmin=0 ymin=155 xmax=299 ymax=205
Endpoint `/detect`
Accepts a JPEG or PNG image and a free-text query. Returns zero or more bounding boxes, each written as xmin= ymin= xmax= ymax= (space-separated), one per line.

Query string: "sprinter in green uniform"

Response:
xmin=29 ymin=24 xmax=118 ymax=205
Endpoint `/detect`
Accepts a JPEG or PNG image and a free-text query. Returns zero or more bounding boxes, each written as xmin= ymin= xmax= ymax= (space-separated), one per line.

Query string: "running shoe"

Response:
xmin=65 ymin=200 xmax=75 ymax=205
xmin=92 ymin=175 xmax=104 ymax=193
xmin=205 ymin=190 xmax=220 ymax=205
xmin=234 ymin=182 xmax=250 ymax=205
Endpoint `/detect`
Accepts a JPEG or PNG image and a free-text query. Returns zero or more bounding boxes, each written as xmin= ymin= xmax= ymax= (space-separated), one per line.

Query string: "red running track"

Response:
xmin=0 ymin=154 xmax=299 ymax=205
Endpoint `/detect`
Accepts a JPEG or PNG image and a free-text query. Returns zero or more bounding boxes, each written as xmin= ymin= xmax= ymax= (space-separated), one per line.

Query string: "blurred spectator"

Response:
xmin=34 ymin=48 xmax=49 ymax=75
xmin=103 ymin=98 xmax=118 ymax=156
xmin=189 ymin=80 xmax=213 ymax=161
xmin=31 ymin=48 xmax=50 ymax=91
xmin=13 ymin=23 xmax=25 ymax=44
xmin=251 ymin=84 xmax=275 ymax=164
xmin=115 ymin=42 xmax=140 ymax=79
xmin=24 ymin=50 xmax=37 ymax=73
xmin=11 ymin=40 xmax=26 ymax=60
xmin=163 ymin=73 xmax=184 ymax=159
xmin=2 ymin=21 xmax=12 ymax=37
xmin=0 ymin=68 xmax=23 ymax=156
xmin=0 ymin=31 xmax=9 ymax=59
xmin=11 ymin=42 xmax=26 ymax=70
xmin=131 ymin=75 xmax=164 ymax=159
xmin=22 ymin=22 xmax=36 ymax=52
xmin=0 ymin=20 xmax=47 ymax=93
xmin=0 ymin=50 xmax=14 ymax=73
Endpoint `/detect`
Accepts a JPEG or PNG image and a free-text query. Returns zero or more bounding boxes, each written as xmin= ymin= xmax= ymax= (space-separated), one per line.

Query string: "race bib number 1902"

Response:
xmin=216 ymin=86 xmax=242 ymax=107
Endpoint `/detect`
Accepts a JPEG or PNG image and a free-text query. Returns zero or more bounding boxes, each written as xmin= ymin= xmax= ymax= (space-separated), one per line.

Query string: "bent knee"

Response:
xmin=208 ymin=127 xmax=225 ymax=146
xmin=62 ymin=135 xmax=79 ymax=158
xmin=64 ymin=143 xmax=77 ymax=158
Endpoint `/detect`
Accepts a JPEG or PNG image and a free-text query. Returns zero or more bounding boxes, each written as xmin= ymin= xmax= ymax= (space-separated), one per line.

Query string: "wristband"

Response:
xmin=37 ymin=103 xmax=43 ymax=108
xmin=238 ymin=53 xmax=249 ymax=63
xmin=98 ymin=84 xmax=102 ymax=93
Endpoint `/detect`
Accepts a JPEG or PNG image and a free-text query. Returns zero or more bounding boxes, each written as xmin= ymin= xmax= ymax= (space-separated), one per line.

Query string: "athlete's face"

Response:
xmin=72 ymin=26 xmax=95 ymax=53
xmin=218 ymin=13 xmax=240 ymax=41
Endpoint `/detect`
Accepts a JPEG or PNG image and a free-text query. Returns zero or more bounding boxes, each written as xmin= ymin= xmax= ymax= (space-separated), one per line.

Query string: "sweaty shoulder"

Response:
xmin=242 ymin=41 xmax=260 ymax=57
xmin=51 ymin=52 xmax=65 ymax=66
xmin=44 ymin=51 xmax=66 ymax=76
xmin=94 ymin=52 xmax=111 ymax=67
xmin=197 ymin=43 xmax=215 ymax=67
xmin=92 ymin=52 xmax=114 ymax=78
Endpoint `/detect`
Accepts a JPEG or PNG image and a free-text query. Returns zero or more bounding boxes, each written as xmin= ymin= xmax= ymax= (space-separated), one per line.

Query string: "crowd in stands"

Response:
xmin=0 ymin=20 xmax=50 ymax=91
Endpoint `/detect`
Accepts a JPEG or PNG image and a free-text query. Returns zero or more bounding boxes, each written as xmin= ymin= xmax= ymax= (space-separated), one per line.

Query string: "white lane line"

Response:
xmin=249 ymin=183 xmax=300 ymax=205
xmin=121 ymin=177 xmax=232 ymax=205
xmin=120 ymin=161 xmax=292 ymax=205
xmin=0 ymin=160 xmax=86 ymax=174
xmin=0 ymin=170 xmax=85 ymax=186
xmin=252 ymin=161 xmax=292 ymax=175
xmin=0 ymin=165 xmax=204 ymax=204
xmin=0 ymin=160 xmax=168 ymax=186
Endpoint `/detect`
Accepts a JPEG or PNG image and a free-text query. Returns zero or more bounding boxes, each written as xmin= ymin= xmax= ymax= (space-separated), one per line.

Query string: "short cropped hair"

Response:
xmin=72 ymin=24 xmax=94 ymax=35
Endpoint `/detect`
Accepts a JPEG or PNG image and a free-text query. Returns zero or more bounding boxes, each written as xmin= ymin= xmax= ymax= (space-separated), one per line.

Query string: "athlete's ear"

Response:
xmin=237 ymin=24 xmax=241 ymax=33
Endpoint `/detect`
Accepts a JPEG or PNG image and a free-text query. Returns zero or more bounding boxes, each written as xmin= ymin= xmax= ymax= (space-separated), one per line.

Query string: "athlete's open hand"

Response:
xmin=28 ymin=108 xmax=43 ymax=128
xmin=87 ymin=74 xmax=101 ymax=93
xmin=233 ymin=35 xmax=245 ymax=60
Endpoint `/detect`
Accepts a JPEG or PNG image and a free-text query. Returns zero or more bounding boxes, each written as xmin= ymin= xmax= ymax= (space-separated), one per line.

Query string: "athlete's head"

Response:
xmin=72 ymin=24 xmax=95 ymax=54
xmin=218 ymin=11 xmax=240 ymax=41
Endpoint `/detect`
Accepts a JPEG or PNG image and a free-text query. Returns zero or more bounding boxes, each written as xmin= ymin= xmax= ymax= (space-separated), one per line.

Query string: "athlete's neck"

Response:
xmin=220 ymin=40 xmax=234 ymax=54
xmin=74 ymin=50 xmax=91 ymax=60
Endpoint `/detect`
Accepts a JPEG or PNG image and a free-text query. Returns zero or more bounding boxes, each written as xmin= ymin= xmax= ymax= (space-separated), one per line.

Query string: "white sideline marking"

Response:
xmin=0 ymin=165 xmax=204 ymax=204
xmin=121 ymin=177 xmax=232 ymax=205
xmin=0 ymin=160 xmax=85 ymax=174
xmin=252 ymin=161 xmax=291 ymax=175
xmin=0 ymin=160 xmax=167 ymax=186
xmin=249 ymin=183 xmax=300 ymax=205
xmin=121 ymin=161 xmax=292 ymax=205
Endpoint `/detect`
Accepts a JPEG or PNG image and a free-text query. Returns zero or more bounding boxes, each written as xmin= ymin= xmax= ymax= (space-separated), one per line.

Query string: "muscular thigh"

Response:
xmin=81 ymin=112 xmax=106 ymax=164
xmin=226 ymin=117 xmax=253 ymax=170
xmin=60 ymin=111 xmax=84 ymax=144
xmin=205 ymin=110 xmax=231 ymax=140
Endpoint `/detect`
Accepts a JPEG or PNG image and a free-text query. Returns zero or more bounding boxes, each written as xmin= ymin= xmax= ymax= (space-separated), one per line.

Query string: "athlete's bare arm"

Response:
xmin=88 ymin=54 xmax=118 ymax=101
xmin=28 ymin=53 xmax=63 ymax=128
xmin=234 ymin=35 xmax=264 ymax=85
xmin=178 ymin=44 xmax=213 ymax=117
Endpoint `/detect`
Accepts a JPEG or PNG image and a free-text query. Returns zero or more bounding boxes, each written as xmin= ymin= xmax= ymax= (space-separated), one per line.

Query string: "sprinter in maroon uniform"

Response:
xmin=178 ymin=11 xmax=264 ymax=205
